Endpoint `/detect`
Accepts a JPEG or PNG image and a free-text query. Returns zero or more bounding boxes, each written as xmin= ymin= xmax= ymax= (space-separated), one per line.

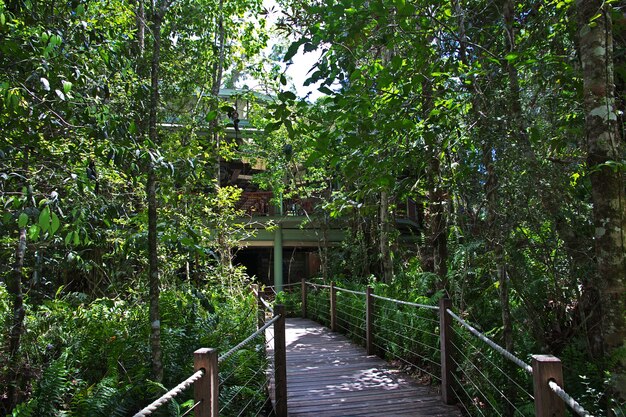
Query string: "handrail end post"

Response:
xmin=194 ymin=348 xmax=218 ymax=417
xmin=532 ymin=354 xmax=565 ymax=417
xmin=274 ymin=304 xmax=288 ymax=417
xmin=330 ymin=281 xmax=337 ymax=332
xmin=366 ymin=286 xmax=374 ymax=355
xmin=439 ymin=298 xmax=455 ymax=405
xmin=301 ymin=278 xmax=307 ymax=318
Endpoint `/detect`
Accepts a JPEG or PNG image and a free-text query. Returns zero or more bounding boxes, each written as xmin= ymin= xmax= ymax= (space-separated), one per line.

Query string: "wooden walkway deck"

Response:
xmin=268 ymin=318 xmax=461 ymax=416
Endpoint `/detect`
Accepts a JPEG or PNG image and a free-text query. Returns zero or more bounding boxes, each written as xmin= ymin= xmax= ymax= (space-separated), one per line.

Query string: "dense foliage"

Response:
xmin=1 ymin=0 xmax=624 ymax=415
xmin=0 ymin=0 xmax=271 ymax=415
xmin=267 ymin=0 xmax=625 ymax=414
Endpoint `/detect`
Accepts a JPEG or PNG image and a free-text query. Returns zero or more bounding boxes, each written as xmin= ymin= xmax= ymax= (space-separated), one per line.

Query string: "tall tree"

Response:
xmin=577 ymin=0 xmax=626 ymax=404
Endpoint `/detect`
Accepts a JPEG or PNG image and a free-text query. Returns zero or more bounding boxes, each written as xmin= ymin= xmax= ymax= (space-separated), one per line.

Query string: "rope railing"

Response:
xmin=446 ymin=308 xmax=533 ymax=374
xmin=219 ymin=315 xmax=280 ymax=363
xmin=548 ymin=380 xmax=594 ymax=417
xmin=301 ymin=279 xmax=593 ymax=417
xmin=371 ymin=293 xmax=440 ymax=310
xmin=250 ymin=285 xmax=274 ymax=314
xmin=335 ymin=287 xmax=365 ymax=296
xmin=132 ymin=370 xmax=205 ymax=417
xmin=132 ymin=293 xmax=288 ymax=417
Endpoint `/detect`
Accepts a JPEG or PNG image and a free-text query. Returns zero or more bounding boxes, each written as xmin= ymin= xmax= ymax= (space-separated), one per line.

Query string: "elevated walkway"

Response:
xmin=268 ymin=318 xmax=461 ymax=416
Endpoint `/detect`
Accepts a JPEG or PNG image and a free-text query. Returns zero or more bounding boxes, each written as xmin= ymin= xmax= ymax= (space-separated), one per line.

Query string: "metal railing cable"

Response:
xmin=377 ymin=312 xmax=440 ymax=338
xmin=132 ymin=369 xmax=205 ymax=417
xmin=451 ymin=385 xmax=474 ymax=417
xmin=218 ymin=344 xmax=266 ymax=391
xmin=446 ymin=308 xmax=533 ymax=374
xmin=450 ymin=338 xmax=528 ymax=416
xmin=451 ymin=372 xmax=489 ymax=417
xmin=371 ymin=293 xmax=440 ymax=310
xmin=180 ymin=399 xmax=202 ymax=417
xmin=452 ymin=357 xmax=503 ymax=416
xmin=219 ymin=361 xmax=268 ymax=414
xmin=219 ymin=314 xmax=280 ymax=363
xmin=451 ymin=326 xmax=534 ymax=400
xmin=304 ymin=281 xmax=594 ymax=416
xmin=370 ymin=303 xmax=441 ymax=381
xmin=372 ymin=340 xmax=441 ymax=381
xmin=452 ymin=327 xmax=534 ymax=401
xmin=375 ymin=323 xmax=440 ymax=357
xmin=548 ymin=380 xmax=594 ymax=417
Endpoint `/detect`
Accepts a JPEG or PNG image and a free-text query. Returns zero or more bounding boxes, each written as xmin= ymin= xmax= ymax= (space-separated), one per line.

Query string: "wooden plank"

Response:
xmin=267 ymin=318 xmax=461 ymax=416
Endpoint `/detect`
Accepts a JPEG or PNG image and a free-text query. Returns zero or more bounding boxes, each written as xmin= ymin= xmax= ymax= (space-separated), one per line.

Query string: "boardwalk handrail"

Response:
xmin=132 ymin=370 xmax=205 ymax=417
xmin=299 ymin=279 xmax=594 ymax=417
xmin=446 ymin=308 xmax=533 ymax=374
xmin=549 ymin=380 xmax=593 ymax=417
xmin=371 ymin=293 xmax=440 ymax=310
xmin=133 ymin=297 xmax=287 ymax=417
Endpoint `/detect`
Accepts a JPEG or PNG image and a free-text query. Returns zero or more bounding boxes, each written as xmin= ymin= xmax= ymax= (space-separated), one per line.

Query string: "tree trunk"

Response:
xmin=380 ymin=190 xmax=393 ymax=282
xmin=577 ymin=0 xmax=626 ymax=403
xmin=147 ymin=9 xmax=163 ymax=384
xmin=212 ymin=0 xmax=225 ymax=186
xmin=500 ymin=2 xmax=519 ymax=414
xmin=5 ymin=227 xmax=27 ymax=411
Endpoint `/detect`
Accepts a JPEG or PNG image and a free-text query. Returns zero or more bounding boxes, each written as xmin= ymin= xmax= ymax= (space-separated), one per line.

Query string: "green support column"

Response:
xmin=273 ymin=192 xmax=283 ymax=292
xmin=273 ymin=224 xmax=283 ymax=292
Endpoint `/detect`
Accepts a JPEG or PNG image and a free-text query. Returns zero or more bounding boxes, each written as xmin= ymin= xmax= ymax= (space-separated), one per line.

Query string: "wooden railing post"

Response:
xmin=439 ymin=298 xmax=455 ymax=405
xmin=301 ymin=279 xmax=307 ymax=318
xmin=366 ymin=286 xmax=374 ymax=355
xmin=532 ymin=355 xmax=565 ymax=417
xmin=274 ymin=304 xmax=288 ymax=417
xmin=330 ymin=282 xmax=337 ymax=332
xmin=194 ymin=348 xmax=218 ymax=417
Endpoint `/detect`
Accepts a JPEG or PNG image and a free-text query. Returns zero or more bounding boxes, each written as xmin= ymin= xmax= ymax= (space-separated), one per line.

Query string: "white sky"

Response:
xmin=262 ymin=0 xmax=324 ymax=101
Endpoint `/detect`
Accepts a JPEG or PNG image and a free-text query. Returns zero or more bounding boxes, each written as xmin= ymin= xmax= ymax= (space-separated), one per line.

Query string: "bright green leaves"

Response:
xmin=505 ymin=53 xmax=519 ymax=63
xmin=64 ymin=230 xmax=81 ymax=246
xmin=62 ymin=80 xmax=72 ymax=94
xmin=205 ymin=110 xmax=218 ymax=122
xmin=38 ymin=206 xmax=60 ymax=235
xmin=18 ymin=212 xmax=28 ymax=228
xmin=16 ymin=205 xmax=61 ymax=241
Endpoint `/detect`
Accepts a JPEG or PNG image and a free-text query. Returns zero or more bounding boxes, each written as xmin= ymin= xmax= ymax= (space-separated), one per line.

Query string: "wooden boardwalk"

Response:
xmin=268 ymin=318 xmax=461 ymax=416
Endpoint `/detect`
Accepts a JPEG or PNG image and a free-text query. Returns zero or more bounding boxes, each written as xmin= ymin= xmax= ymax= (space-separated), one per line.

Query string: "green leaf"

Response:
xmin=65 ymin=231 xmax=74 ymax=245
xmin=283 ymin=39 xmax=306 ymax=62
xmin=39 ymin=206 xmax=51 ymax=232
xmin=505 ymin=53 xmax=518 ymax=63
xmin=28 ymin=224 xmax=40 ymax=240
xmin=279 ymin=91 xmax=296 ymax=101
xmin=62 ymin=80 xmax=72 ymax=94
xmin=280 ymin=74 xmax=287 ymax=86
xmin=318 ymin=86 xmax=334 ymax=95
xmin=51 ymin=212 xmax=60 ymax=235
xmin=18 ymin=212 xmax=28 ymax=228
xmin=205 ymin=110 xmax=218 ymax=122
xmin=264 ymin=121 xmax=282 ymax=134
